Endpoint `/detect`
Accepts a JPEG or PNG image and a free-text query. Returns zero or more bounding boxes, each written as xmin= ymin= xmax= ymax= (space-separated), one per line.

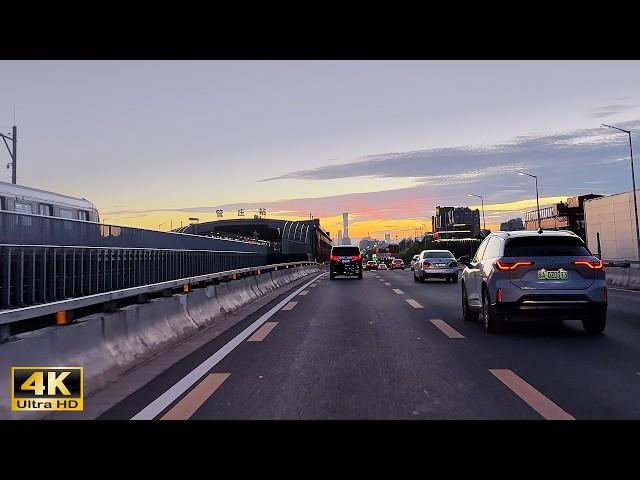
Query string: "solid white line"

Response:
xmin=131 ymin=272 xmax=325 ymax=420
xmin=384 ymin=282 xmax=391 ymax=286
xmin=405 ymin=299 xmax=423 ymax=309
xmin=298 ymin=290 xmax=309 ymax=296
xmin=392 ymin=289 xmax=404 ymax=294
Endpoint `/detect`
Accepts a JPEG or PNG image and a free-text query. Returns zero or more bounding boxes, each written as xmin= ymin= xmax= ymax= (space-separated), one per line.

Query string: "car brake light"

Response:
xmin=449 ymin=261 xmax=458 ymax=268
xmin=573 ymin=259 xmax=603 ymax=270
xmin=330 ymin=255 xmax=340 ymax=261
xmin=497 ymin=288 xmax=503 ymax=302
xmin=495 ymin=259 xmax=534 ymax=271
xmin=422 ymin=261 xmax=431 ymax=268
xmin=352 ymin=255 xmax=361 ymax=261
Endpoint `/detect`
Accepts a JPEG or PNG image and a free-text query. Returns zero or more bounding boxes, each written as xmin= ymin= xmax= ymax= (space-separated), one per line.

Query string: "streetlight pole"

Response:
xmin=518 ymin=172 xmax=541 ymax=232
xmin=467 ymin=193 xmax=486 ymax=236
xmin=1 ymin=125 xmax=17 ymax=184
xmin=602 ymin=124 xmax=640 ymax=260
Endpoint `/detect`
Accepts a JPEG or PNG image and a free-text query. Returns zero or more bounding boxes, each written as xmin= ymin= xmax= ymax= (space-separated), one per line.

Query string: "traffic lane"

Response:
xmin=189 ymin=268 xmax=538 ymax=419
xmin=383 ymin=269 xmax=640 ymax=419
xmin=97 ymin=274 xmax=324 ymax=420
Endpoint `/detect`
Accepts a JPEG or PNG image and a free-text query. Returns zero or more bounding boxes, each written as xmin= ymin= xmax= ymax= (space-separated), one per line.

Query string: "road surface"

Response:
xmin=98 ymin=268 xmax=640 ymax=420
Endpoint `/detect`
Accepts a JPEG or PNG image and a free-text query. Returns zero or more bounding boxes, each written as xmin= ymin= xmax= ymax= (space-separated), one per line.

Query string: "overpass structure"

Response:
xmin=174 ymin=218 xmax=332 ymax=263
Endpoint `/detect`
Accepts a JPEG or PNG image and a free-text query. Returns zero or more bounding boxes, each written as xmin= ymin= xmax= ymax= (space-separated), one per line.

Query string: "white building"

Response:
xmin=584 ymin=190 xmax=640 ymax=261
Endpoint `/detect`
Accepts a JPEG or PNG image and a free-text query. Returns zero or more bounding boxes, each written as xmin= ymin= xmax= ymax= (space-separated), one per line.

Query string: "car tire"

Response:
xmin=418 ymin=274 xmax=425 ymax=283
xmin=358 ymin=270 xmax=363 ymax=280
xmin=329 ymin=272 xmax=335 ymax=280
xmin=462 ymin=284 xmax=479 ymax=322
xmin=482 ymin=288 xmax=504 ymax=334
xmin=413 ymin=272 xmax=418 ymax=282
xmin=452 ymin=275 xmax=458 ymax=284
xmin=582 ymin=310 xmax=606 ymax=335
xmin=445 ymin=277 xmax=451 ymax=283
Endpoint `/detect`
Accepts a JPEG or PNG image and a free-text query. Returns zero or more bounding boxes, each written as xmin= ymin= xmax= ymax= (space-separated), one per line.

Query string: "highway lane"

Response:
xmin=98 ymin=268 xmax=640 ymax=420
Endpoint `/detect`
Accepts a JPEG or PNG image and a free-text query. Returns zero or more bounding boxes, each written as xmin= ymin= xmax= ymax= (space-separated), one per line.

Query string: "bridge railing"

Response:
xmin=0 ymin=244 xmax=263 ymax=312
xmin=0 ymin=252 xmax=320 ymax=340
xmin=0 ymin=210 xmax=268 ymax=252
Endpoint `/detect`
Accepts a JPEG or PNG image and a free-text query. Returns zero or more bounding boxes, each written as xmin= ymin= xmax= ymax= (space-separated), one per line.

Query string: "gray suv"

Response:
xmin=459 ymin=231 xmax=607 ymax=334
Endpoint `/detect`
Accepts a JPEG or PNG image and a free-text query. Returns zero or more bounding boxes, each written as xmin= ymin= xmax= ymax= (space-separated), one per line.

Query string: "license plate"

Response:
xmin=433 ymin=263 xmax=444 ymax=267
xmin=341 ymin=259 xmax=350 ymax=263
xmin=537 ymin=268 xmax=568 ymax=280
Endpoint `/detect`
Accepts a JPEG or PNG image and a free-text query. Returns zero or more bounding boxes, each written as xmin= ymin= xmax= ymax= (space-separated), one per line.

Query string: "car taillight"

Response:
xmin=352 ymin=255 xmax=361 ymax=261
xmin=449 ymin=261 xmax=457 ymax=268
xmin=497 ymin=288 xmax=503 ymax=302
xmin=330 ymin=255 xmax=340 ymax=261
xmin=573 ymin=259 xmax=603 ymax=270
xmin=422 ymin=261 xmax=431 ymax=268
xmin=495 ymin=259 xmax=534 ymax=271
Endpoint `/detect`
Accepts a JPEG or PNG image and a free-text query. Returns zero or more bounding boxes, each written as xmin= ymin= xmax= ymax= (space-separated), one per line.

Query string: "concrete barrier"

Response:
xmin=606 ymin=266 xmax=640 ymax=290
xmin=0 ymin=264 xmax=321 ymax=420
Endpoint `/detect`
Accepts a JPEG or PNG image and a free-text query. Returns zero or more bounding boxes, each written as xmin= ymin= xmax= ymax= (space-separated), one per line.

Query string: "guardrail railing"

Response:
xmin=0 ymin=258 xmax=320 ymax=340
xmin=603 ymin=260 xmax=640 ymax=268
xmin=0 ymin=244 xmax=264 ymax=311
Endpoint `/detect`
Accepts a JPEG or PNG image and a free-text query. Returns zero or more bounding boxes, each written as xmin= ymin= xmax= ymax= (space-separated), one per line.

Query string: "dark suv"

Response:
xmin=330 ymin=245 xmax=363 ymax=280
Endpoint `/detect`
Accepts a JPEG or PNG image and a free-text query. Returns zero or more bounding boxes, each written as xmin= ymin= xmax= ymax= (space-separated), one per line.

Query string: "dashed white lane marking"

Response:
xmin=489 ymin=369 xmax=575 ymax=421
xmin=309 ymin=284 xmax=318 ymax=287
xmin=392 ymin=289 xmax=404 ymax=295
xmin=247 ymin=321 xmax=279 ymax=341
xmin=430 ymin=319 xmax=465 ymax=339
xmin=160 ymin=373 xmax=231 ymax=420
xmin=282 ymin=301 xmax=298 ymax=310
xmin=298 ymin=290 xmax=309 ymax=296
xmin=384 ymin=282 xmax=391 ymax=286
xmin=131 ymin=272 xmax=325 ymax=420
xmin=405 ymin=299 xmax=424 ymax=309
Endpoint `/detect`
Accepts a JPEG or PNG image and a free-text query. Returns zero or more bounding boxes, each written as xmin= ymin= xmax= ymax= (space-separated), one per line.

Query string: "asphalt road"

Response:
xmin=99 ymin=268 xmax=640 ymax=420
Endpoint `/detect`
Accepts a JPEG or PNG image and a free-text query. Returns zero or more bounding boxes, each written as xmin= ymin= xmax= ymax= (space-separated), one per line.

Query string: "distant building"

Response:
xmin=359 ymin=237 xmax=377 ymax=251
xmin=500 ymin=218 xmax=524 ymax=231
xmin=454 ymin=207 xmax=481 ymax=237
xmin=337 ymin=230 xmax=342 ymax=245
xmin=432 ymin=206 xmax=455 ymax=232
xmin=384 ymin=233 xmax=391 ymax=243
xmin=432 ymin=205 xmax=480 ymax=237
xmin=523 ymin=194 xmax=602 ymax=240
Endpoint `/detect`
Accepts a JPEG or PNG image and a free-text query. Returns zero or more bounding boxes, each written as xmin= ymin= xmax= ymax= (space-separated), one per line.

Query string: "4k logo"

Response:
xmin=11 ymin=367 xmax=83 ymax=411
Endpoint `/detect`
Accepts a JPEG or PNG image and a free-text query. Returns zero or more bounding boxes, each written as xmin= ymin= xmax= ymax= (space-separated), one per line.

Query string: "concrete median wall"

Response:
xmin=606 ymin=266 xmax=640 ymax=290
xmin=0 ymin=264 xmax=322 ymax=420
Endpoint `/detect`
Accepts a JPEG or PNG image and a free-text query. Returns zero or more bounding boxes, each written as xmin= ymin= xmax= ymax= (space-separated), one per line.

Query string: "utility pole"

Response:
xmin=1 ymin=125 xmax=17 ymax=184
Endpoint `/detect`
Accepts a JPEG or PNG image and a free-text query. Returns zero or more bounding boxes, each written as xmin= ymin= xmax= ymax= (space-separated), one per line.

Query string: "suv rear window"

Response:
xmin=332 ymin=246 xmax=360 ymax=256
xmin=423 ymin=251 xmax=454 ymax=258
xmin=504 ymin=236 xmax=591 ymax=257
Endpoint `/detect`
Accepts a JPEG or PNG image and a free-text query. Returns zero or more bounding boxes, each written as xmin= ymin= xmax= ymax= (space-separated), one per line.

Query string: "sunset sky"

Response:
xmin=1 ymin=60 xmax=639 ymax=243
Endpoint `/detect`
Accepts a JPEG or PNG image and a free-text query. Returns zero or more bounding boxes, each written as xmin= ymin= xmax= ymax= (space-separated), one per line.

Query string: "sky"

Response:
xmin=1 ymin=60 xmax=639 ymax=243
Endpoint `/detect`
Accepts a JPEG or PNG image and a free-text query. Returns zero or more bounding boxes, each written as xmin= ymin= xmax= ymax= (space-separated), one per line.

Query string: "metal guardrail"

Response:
xmin=0 ymin=260 xmax=319 ymax=329
xmin=603 ymin=260 xmax=640 ymax=268
xmin=0 ymin=244 xmax=264 ymax=313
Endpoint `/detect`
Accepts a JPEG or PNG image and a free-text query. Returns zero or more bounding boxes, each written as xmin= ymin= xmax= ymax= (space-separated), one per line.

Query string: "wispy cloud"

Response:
xmin=589 ymin=104 xmax=638 ymax=118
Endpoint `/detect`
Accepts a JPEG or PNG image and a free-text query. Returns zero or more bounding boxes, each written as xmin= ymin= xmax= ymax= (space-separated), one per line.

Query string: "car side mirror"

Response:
xmin=458 ymin=255 xmax=470 ymax=266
